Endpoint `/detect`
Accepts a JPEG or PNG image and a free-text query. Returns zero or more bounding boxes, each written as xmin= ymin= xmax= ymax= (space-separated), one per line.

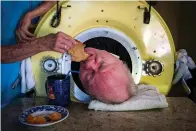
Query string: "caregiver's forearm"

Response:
xmin=1 ymin=37 xmax=53 ymax=63
xmin=27 ymin=1 xmax=57 ymax=19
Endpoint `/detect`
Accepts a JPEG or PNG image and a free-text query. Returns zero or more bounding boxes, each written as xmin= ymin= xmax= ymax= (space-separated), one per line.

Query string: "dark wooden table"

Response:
xmin=1 ymin=97 xmax=196 ymax=131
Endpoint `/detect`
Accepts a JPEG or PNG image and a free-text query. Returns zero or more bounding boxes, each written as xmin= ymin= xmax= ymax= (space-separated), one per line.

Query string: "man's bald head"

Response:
xmin=79 ymin=48 xmax=137 ymax=104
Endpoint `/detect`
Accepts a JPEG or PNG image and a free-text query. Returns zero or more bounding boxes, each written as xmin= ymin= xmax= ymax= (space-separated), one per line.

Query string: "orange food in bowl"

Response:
xmin=34 ymin=116 xmax=46 ymax=124
xmin=48 ymin=112 xmax=62 ymax=121
xmin=26 ymin=114 xmax=36 ymax=124
xmin=26 ymin=112 xmax=62 ymax=124
xmin=26 ymin=115 xmax=46 ymax=124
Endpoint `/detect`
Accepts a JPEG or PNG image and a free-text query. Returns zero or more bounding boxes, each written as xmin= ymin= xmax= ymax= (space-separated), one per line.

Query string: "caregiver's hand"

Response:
xmin=16 ymin=13 xmax=36 ymax=42
xmin=43 ymin=32 xmax=77 ymax=54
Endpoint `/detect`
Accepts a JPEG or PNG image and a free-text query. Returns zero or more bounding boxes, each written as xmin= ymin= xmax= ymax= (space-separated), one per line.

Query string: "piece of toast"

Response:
xmin=68 ymin=40 xmax=89 ymax=62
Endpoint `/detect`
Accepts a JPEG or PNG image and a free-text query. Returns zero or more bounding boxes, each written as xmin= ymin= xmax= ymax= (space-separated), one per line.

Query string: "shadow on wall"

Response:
xmin=154 ymin=1 xmax=196 ymax=97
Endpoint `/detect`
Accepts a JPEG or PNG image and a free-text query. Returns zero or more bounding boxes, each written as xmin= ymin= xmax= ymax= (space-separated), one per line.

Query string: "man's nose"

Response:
xmin=84 ymin=51 xmax=102 ymax=71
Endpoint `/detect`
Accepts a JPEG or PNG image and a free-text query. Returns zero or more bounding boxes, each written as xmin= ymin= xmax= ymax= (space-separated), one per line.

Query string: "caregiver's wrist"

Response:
xmin=36 ymin=35 xmax=54 ymax=52
xmin=26 ymin=11 xmax=37 ymax=19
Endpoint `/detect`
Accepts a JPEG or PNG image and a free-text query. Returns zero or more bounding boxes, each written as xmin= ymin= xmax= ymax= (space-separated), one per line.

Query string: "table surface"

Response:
xmin=2 ymin=97 xmax=196 ymax=131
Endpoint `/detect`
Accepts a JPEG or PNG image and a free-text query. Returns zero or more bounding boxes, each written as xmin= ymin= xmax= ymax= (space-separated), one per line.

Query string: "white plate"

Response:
xmin=19 ymin=105 xmax=69 ymax=127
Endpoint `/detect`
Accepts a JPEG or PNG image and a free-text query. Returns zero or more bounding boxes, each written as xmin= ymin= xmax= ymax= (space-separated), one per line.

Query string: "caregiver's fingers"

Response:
xmin=57 ymin=32 xmax=77 ymax=45
xmin=54 ymin=48 xmax=66 ymax=54
xmin=16 ymin=30 xmax=22 ymax=43
xmin=19 ymin=30 xmax=36 ymax=41
xmin=16 ymin=30 xmax=27 ymax=43
xmin=23 ymin=29 xmax=35 ymax=37
xmin=55 ymin=33 xmax=76 ymax=50
xmin=55 ymin=41 xmax=70 ymax=51
xmin=42 ymin=32 xmax=77 ymax=53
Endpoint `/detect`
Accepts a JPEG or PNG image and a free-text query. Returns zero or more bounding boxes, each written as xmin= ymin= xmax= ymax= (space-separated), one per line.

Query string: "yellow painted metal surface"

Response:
xmin=32 ymin=1 xmax=175 ymax=98
xmin=31 ymin=51 xmax=61 ymax=96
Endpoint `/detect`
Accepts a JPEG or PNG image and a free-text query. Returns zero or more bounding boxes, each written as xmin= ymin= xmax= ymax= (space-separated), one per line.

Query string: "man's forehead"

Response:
xmin=96 ymin=48 xmax=120 ymax=59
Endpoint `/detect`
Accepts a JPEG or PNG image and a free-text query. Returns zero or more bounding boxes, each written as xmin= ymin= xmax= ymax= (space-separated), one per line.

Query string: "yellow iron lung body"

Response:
xmin=31 ymin=1 xmax=175 ymax=100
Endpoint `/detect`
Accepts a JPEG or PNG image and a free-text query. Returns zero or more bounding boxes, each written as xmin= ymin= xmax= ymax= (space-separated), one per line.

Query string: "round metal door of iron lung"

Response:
xmin=31 ymin=1 xmax=175 ymax=99
xmin=71 ymin=27 xmax=143 ymax=100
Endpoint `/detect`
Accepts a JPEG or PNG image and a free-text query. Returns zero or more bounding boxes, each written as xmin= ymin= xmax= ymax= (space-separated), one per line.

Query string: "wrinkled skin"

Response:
xmin=45 ymin=32 xmax=77 ymax=53
xmin=1 ymin=32 xmax=77 ymax=63
xmin=15 ymin=1 xmax=56 ymax=43
xmin=80 ymin=48 xmax=136 ymax=104
xmin=16 ymin=14 xmax=36 ymax=43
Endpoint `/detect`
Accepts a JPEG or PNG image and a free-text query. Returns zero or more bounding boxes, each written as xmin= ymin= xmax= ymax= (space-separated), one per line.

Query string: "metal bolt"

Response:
xmin=132 ymin=47 xmax=137 ymax=50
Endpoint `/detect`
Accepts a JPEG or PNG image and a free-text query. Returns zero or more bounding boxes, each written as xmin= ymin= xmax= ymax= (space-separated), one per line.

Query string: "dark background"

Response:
xmin=154 ymin=1 xmax=196 ymax=96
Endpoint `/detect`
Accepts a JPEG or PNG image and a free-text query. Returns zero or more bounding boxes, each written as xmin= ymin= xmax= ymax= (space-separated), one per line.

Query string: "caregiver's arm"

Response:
xmin=1 ymin=32 xmax=76 ymax=63
xmin=27 ymin=1 xmax=57 ymax=18
xmin=16 ymin=1 xmax=57 ymax=42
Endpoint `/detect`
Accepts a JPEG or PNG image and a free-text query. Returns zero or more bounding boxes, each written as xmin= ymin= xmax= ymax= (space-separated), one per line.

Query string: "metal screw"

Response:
xmin=132 ymin=47 xmax=137 ymax=50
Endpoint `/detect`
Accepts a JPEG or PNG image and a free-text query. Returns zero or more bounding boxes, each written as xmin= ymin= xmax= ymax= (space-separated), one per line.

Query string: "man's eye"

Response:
xmin=99 ymin=61 xmax=104 ymax=69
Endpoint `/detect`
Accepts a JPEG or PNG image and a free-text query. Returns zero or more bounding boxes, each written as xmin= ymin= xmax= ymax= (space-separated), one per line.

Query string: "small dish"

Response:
xmin=19 ymin=105 xmax=69 ymax=127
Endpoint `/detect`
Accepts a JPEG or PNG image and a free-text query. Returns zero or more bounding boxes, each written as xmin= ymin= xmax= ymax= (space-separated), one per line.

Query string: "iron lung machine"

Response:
xmin=31 ymin=1 xmax=175 ymax=102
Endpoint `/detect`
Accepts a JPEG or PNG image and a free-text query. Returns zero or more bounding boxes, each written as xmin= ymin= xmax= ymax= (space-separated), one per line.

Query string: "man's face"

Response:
xmin=79 ymin=48 xmax=134 ymax=103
